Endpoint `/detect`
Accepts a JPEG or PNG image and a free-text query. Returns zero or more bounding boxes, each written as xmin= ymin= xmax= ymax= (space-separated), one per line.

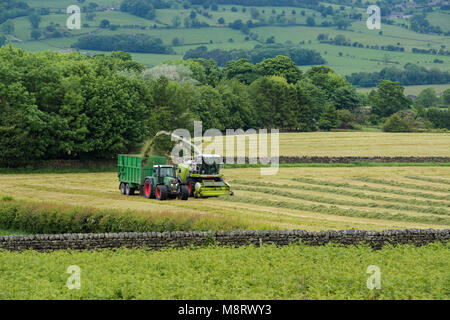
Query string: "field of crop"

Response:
xmin=204 ymin=131 xmax=450 ymax=157
xmin=1 ymin=164 xmax=449 ymax=232
xmin=0 ymin=242 xmax=448 ymax=299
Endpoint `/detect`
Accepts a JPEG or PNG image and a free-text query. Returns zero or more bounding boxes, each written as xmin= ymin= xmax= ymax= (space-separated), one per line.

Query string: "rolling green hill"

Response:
xmin=1 ymin=0 xmax=449 ymax=78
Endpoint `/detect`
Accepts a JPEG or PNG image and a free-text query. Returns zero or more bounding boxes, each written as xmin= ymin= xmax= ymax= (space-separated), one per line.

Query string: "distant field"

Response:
xmin=4 ymin=2 xmax=450 ymax=74
xmin=202 ymin=132 xmax=450 ymax=157
xmin=1 ymin=242 xmax=448 ymax=299
xmin=427 ymin=11 xmax=450 ymax=33
xmin=358 ymin=84 xmax=450 ymax=95
xmin=1 ymin=165 xmax=449 ymax=231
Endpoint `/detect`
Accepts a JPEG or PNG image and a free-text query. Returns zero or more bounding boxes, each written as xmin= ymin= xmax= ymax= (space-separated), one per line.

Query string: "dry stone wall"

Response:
xmin=0 ymin=229 xmax=448 ymax=252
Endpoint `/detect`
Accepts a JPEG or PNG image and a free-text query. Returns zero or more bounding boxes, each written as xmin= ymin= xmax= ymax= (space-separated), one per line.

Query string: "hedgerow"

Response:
xmin=0 ymin=198 xmax=252 ymax=234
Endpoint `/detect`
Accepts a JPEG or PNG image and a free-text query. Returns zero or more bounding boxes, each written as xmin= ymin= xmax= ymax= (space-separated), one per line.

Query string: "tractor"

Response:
xmin=177 ymin=154 xmax=233 ymax=198
xmin=118 ymin=155 xmax=189 ymax=201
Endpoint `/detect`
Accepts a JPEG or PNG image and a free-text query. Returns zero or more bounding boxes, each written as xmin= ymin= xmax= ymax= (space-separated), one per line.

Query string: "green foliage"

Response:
xmin=0 ymin=198 xmax=248 ymax=234
xmin=30 ymin=29 xmax=41 ymax=40
xmin=184 ymin=44 xmax=326 ymax=67
xmin=255 ymin=55 xmax=302 ymax=84
xmin=370 ymin=80 xmax=411 ymax=118
xmin=337 ymin=109 xmax=356 ymax=129
xmin=249 ymin=76 xmax=300 ymax=130
xmin=224 ymin=59 xmax=260 ymax=85
xmin=442 ymin=89 xmax=450 ymax=105
xmin=318 ymin=104 xmax=339 ymax=131
xmin=0 ymin=20 xmax=14 ymax=34
xmin=347 ymin=64 xmax=450 ymax=88
xmin=72 ymin=34 xmax=173 ymax=54
xmin=383 ymin=114 xmax=413 ymax=132
xmin=1 ymin=243 xmax=449 ymax=299
xmin=28 ymin=13 xmax=41 ymax=29
xmin=0 ymin=46 xmax=150 ymax=165
xmin=425 ymin=107 xmax=450 ymax=129
xmin=382 ymin=110 xmax=429 ymax=132
xmin=415 ymin=87 xmax=439 ymax=108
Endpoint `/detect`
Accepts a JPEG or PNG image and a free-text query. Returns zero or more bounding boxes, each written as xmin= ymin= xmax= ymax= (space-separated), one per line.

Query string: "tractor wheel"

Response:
xmin=156 ymin=185 xmax=168 ymax=201
xmin=187 ymin=180 xmax=195 ymax=197
xmin=143 ymin=179 xmax=154 ymax=199
xmin=178 ymin=185 xmax=189 ymax=201
xmin=119 ymin=182 xmax=126 ymax=195
xmin=125 ymin=183 xmax=131 ymax=196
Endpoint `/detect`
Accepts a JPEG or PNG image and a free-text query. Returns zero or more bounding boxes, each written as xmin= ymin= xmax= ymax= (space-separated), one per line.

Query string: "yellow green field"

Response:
xmin=1 ymin=166 xmax=449 ymax=231
xmin=200 ymin=132 xmax=450 ymax=157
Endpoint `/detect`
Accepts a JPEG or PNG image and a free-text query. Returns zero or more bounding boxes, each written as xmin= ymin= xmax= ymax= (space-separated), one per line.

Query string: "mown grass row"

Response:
xmin=230 ymin=179 xmax=450 ymax=208
xmin=216 ymin=194 xmax=450 ymax=226
xmin=406 ymin=176 xmax=450 ymax=186
xmin=352 ymin=177 xmax=450 ymax=193
xmin=1 ymin=242 xmax=448 ymax=299
xmin=231 ymin=184 xmax=450 ymax=217
xmin=0 ymin=197 xmax=256 ymax=235
xmin=291 ymin=178 xmax=450 ymax=202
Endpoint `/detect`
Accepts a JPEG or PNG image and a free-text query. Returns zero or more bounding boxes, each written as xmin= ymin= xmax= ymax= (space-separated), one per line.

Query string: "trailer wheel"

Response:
xmin=120 ymin=182 xmax=126 ymax=195
xmin=156 ymin=185 xmax=168 ymax=201
xmin=178 ymin=185 xmax=189 ymax=201
xmin=125 ymin=183 xmax=131 ymax=196
xmin=144 ymin=179 xmax=153 ymax=199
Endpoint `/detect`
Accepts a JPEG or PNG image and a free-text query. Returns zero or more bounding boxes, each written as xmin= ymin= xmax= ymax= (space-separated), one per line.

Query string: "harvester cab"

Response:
xmin=177 ymin=154 xmax=233 ymax=198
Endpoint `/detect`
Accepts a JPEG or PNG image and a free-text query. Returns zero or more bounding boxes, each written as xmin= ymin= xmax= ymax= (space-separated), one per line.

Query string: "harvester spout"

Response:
xmin=155 ymin=130 xmax=202 ymax=156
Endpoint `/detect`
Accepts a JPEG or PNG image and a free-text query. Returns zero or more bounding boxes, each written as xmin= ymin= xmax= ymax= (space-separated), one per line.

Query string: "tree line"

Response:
xmin=0 ymin=45 xmax=448 ymax=166
xmin=184 ymin=44 xmax=326 ymax=67
xmin=72 ymin=34 xmax=173 ymax=54
xmin=346 ymin=63 xmax=450 ymax=88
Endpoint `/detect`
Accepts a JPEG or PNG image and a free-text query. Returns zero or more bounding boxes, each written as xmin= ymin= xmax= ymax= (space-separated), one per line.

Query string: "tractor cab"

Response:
xmin=153 ymin=165 xmax=176 ymax=185
xmin=154 ymin=165 xmax=175 ymax=178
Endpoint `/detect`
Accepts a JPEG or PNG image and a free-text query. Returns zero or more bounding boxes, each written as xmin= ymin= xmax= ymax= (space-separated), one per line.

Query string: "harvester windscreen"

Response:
xmin=200 ymin=163 xmax=219 ymax=175
xmin=160 ymin=167 xmax=175 ymax=177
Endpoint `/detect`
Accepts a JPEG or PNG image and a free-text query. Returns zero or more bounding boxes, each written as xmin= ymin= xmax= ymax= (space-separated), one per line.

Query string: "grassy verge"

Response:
xmin=0 ymin=229 xmax=27 ymax=236
xmin=0 ymin=242 xmax=448 ymax=299
xmin=0 ymin=197 xmax=265 ymax=234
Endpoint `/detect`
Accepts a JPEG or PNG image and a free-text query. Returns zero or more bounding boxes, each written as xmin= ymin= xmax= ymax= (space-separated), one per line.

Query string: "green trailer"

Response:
xmin=118 ymin=154 xmax=189 ymax=201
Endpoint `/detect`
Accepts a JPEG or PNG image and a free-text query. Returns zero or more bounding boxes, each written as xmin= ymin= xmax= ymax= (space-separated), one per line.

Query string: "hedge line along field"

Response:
xmin=1 ymin=166 xmax=449 ymax=233
xmin=0 ymin=242 xmax=448 ymax=299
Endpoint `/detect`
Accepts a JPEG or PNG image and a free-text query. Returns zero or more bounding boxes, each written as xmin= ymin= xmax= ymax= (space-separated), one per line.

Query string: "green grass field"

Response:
xmin=0 ymin=132 xmax=449 ymax=232
xmin=3 ymin=2 xmax=450 ymax=73
xmin=1 ymin=165 xmax=449 ymax=232
xmin=0 ymin=242 xmax=448 ymax=299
